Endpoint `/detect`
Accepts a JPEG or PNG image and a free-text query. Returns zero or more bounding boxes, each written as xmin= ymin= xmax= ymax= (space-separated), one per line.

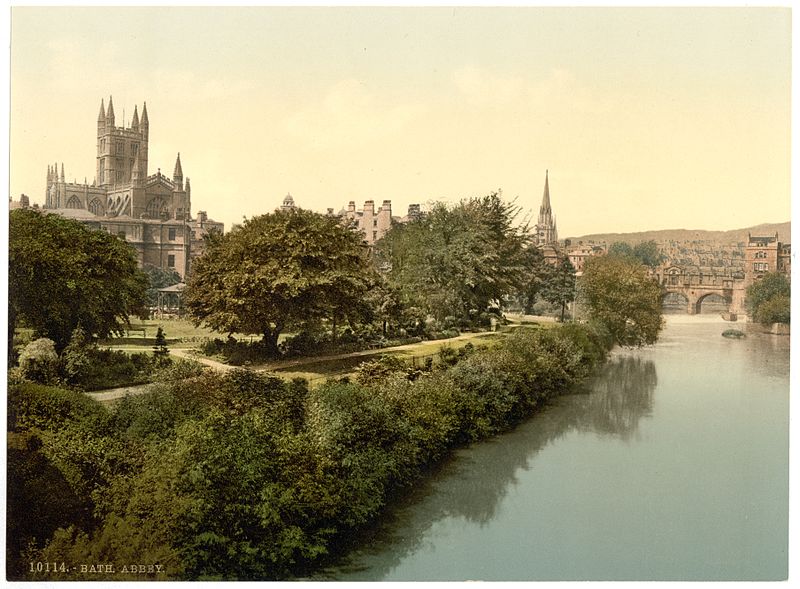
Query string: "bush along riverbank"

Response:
xmin=8 ymin=322 xmax=614 ymax=581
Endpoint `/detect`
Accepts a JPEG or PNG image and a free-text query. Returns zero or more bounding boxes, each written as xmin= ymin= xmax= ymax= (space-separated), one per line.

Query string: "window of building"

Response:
xmin=116 ymin=142 xmax=124 ymax=155
xmin=168 ymin=227 xmax=177 ymax=241
xmin=88 ymin=198 xmax=103 ymax=215
xmin=373 ymin=219 xmax=378 ymax=227
xmin=116 ymin=170 xmax=123 ymax=181
xmin=118 ymin=231 xmax=126 ymax=240
xmin=373 ymin=230 xmax=378 ymax=242
xmin=167 ymin=255 xmax=176 ymax=268
xmin=753 ymin=262 xmax=768 ymax=272
xmin=132 ymin=143 xmax=139 ymax=157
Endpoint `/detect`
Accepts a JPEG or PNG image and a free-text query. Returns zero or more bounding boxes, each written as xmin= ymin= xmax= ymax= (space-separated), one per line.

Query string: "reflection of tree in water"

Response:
xmin=321 ymin=355 xmax=657 ymax=580
xmin=572 ymin=356 xmax=656 ymax=441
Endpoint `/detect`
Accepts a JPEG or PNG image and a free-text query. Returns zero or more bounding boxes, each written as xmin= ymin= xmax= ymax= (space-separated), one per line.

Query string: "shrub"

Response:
xmin=754 ymin=294 xmax=790 ymax=325
xmin=18 ymin=338 xmax=60 ymax=385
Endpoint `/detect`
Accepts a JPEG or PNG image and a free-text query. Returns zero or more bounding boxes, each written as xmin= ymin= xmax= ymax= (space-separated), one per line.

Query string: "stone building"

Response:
xmin=336 ymin=200 xmax=423 ymax=246
xmin=744 ymin=233 xmax=791 ymax=288
xmin=42 ymin=96 xmax=223 ymax=278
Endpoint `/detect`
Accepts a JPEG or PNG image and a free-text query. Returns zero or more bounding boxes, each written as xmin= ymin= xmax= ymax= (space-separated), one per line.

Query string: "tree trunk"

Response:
xmin=263 ymin=329 xmax=280 ymax=357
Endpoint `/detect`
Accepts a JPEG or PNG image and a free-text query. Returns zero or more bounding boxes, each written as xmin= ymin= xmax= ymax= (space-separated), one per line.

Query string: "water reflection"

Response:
xmin=323 ymin=355 xmax=657 ymax=579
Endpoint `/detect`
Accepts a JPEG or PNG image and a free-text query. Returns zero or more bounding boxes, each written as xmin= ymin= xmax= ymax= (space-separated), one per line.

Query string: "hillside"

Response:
xmin=566 ymin=221 xmax=791 ymax=246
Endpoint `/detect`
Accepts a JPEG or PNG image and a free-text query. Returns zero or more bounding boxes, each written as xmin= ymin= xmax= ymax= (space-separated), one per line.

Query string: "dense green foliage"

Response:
xmin=745 ymin=272 xmax=790 ymax=325
xmin=540 ymin=256 xmax=577 ymax=321
xmin=185 ymin=209 xmax=376 ymax=355
xmin=580 ymin=255 xmax=664 ymax=347
xmin=9 ymin=323 xmax=612 ymax=581
xmin=8 ymin=209 xmax=148 ymax=353
xmin=607 ymin=240 xmax=664 ymax=268
xmin=376 ymin=194 xmax=529 ymax=325
xmin=143 ymin=264 xmax=183 ymax=306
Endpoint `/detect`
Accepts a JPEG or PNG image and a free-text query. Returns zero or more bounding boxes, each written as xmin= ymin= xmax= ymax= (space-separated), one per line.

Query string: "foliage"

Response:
xmin=11 ymin=323 xmax=612 ymax=581
xmin=8 ymin=209 xmax=148 ymax=352
xmin=515 ymin=246 xmax=550 ymax=314
xmin=143 ymin=264 xmax=183 ymax=306
xmin=62 ymin=327 xmax=93 ymax=384
xmin=18 ymin=338 xmax=60 ymax=385
xmin=580 ymin=255 xmax=664 ymax=347
xmin=153 ymin=327 xmax=170 ymax=359
xmin=376 ymin=193 xmax=529 ymax=324
xmin=745 ymin=272 xmax=790 ymax=325
xmin=540 ymin=255 xmax=576 ymax=321
xmin=185 ymin=209 xmax=376 ymax=354
xmin=608 ymin=240 xmax=664 ymax=268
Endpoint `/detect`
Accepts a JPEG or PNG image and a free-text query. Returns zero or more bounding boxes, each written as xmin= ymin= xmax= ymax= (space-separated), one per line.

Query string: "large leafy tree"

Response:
xmin=184 ymin=208 xmax=376 ymax=354
xmin=376 ymin=193 xmax=528 ymax=322
xmin=143 ymin=264 xmax=183 ymax=306
xmin=8 ymin=210 xmax=148 ymax=354
xmin=580 ymin=255 xmax=664 ymax=347
xmin=608 ymin=240 xmax=664 ymax=268
xmin=541 ymin=256 xmax=577 ymax=322
xmin=746 ymin=272 xmax=790 ymax=325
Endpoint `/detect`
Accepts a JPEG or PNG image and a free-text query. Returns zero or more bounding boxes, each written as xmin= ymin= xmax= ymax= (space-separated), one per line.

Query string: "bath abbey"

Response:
xmin=41 ymin=96 xmax=223 ymax=278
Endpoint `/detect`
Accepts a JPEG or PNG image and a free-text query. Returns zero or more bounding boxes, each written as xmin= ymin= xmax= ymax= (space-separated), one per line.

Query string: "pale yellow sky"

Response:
xmin=9 ymin=6 xmax=791 ymax=237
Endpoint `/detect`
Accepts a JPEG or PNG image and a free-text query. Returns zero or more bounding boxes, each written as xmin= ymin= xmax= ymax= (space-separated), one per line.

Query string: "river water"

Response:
xmin=323 ymin=316 xmax=789 ymax=581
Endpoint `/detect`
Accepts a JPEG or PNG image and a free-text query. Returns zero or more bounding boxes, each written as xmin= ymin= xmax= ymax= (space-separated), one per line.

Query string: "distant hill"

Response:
xmin=566 ymin=221 xmax=791 ymax=246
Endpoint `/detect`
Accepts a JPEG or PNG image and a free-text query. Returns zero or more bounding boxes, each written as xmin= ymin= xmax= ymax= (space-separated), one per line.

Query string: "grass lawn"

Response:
xmin=268 ymin=330 xmax=516 ymax=383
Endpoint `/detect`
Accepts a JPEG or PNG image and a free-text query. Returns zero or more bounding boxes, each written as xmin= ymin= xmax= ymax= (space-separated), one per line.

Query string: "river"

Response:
xmin=321 ymin=316 xmax=789 ymax=581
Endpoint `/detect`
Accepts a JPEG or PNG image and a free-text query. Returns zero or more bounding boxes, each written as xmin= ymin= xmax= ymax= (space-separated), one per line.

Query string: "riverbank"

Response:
xmin=322 ymin=315 xmax=789 ymax=581
xmin=10 ymin=321 xmax=612 ymax=581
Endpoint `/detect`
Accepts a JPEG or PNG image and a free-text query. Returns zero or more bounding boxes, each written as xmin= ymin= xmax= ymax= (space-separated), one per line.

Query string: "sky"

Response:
xmin=9 ymin=6 xmax=792 ymax=237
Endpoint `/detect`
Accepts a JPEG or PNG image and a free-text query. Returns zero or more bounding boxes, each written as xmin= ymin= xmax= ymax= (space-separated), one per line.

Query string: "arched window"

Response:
xmin=66 ymin=195 xmax=83 ymax=209
xmin=88 ymin=198 xmax=104 ymax=216
xmin=145 ymin=197 xmax=167 ymax=219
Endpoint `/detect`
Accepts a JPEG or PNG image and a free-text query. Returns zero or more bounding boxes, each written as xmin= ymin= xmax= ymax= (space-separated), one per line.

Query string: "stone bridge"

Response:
xmin=657 ymin=267 xmax=745 ymax=315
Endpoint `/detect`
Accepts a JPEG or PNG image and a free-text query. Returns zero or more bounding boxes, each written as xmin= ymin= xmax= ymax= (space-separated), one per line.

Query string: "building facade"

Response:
xmin=42 ymin=97 xmax=223 ymax=278
xmin=744 ymin=233 xmax=791 ymax=288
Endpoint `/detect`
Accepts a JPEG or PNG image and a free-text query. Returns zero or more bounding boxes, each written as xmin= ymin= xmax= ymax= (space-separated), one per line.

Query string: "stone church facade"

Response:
xmin=43 ymin=97 xmax=223 ymax=278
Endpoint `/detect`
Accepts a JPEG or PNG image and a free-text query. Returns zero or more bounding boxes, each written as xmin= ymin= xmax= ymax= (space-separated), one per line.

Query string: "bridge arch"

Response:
xmin=692 ymin=292 xmax=731 ymax=315
xmin=662 ymin=291 xmax=689 ymax=313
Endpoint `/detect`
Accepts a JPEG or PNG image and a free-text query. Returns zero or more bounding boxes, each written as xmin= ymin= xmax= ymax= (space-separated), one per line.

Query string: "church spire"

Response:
xmin=172 ymin=152 xmax=183 ymax=189
xmin=131 ymin=104 xmax=139 ymax=129
xmin=97 ymin=98 xmax=106 ymax=122
xmin=60 ymin=163 xmax=65 ymax=182
xmin=540 ymin=169 xmax=551 ymax=214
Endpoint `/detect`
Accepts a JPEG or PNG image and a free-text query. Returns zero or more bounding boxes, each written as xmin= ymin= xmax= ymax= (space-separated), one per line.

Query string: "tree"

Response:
xmin=608 ymin=240 xmax=664 ymax=268
xmin=184 ymin=209 xmax=376 ymax=355
xmin=580 ymin=255 xmax=664 ymax=347
xmin=153 ymin=327 xmax=170 ymax=360
xmin=143 ymin=265 xmax=183 ymax=306
xmin=746 ymin=272 xmax=790 ymax=325
xmin=515 ymin=246 xmax=549 ymax=314
xmin=632 ymin=240 xmax=664 ymax=268
xmin=376 ymin=193 xmax=528 ymax=324
xmin=9 ymin=210 xmax=148 ymax=354
xmin=541 ymin=256 xmax=577 ymax=322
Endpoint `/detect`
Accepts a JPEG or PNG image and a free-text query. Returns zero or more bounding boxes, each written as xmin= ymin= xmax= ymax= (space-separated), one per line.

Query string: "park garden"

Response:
xmin=8 ymin=197 xmax=672 ymax=580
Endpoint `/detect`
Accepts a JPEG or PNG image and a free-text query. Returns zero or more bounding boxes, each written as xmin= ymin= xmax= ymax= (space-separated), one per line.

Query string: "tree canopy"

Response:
xmin=608 ymin=240 xmax=664 ymax=268
xmin=184 ymin=208 xmax=376 ymax=353
xmin=8 ymin=209 xmax=148 ymax=353
xmin=376 ymin=193 xmax=529 ymax=323
xmin=579 ymin=255 xmax=664 ymax=347
xmin=540 ymin=255 xmax=577 ymax=322
xmin=746 ymin=272 xmax=790 ymax=325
